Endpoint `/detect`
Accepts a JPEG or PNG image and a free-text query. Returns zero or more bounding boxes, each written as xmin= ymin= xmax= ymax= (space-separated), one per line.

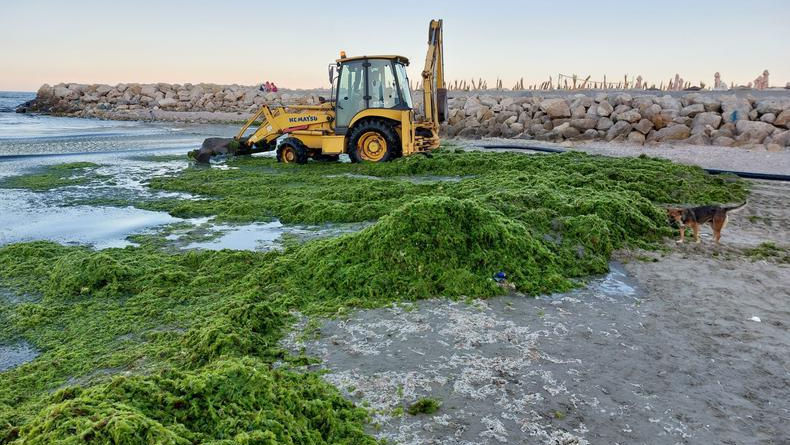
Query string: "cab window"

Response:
xmin=368 ymin=60 xmax=400 ymax=109
xmin=335 ymin=60 xmax=366 ymax=128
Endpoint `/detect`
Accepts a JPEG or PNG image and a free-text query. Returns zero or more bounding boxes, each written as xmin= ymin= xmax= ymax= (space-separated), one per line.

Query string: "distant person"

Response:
xmin=270 ymin=82 xmax=278 ymax=93
xmin=260 ymin=81 xmax=272 ymax=93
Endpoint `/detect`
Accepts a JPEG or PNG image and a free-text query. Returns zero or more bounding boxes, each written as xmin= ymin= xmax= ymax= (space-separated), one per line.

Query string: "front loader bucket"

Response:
xmin=189 ymin=137 xmax=276 ymax=163
xmin=188 ymin=137 xmax=238 ymax=163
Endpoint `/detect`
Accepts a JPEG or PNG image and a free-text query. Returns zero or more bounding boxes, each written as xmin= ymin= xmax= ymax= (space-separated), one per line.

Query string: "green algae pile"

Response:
xmin=0 ymin=149 xmax=746 ymax=443
xmin=0 ymin=162 xmax=100 ymax=191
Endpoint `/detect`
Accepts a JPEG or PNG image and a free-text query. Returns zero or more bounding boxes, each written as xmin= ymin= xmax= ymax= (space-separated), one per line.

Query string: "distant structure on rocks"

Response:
xmin=754 ymin=70 xmax=770 ymax=90
xmin=713 ymin=72 xmax=728 ymax=91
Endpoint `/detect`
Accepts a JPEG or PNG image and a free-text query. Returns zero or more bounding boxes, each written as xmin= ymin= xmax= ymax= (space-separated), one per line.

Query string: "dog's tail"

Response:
xmin=725 ymin=201 xmax=747 ymax=213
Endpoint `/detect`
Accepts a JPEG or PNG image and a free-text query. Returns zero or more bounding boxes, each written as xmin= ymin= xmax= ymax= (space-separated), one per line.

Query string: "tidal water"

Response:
xmin=0 ymin=91 xmax=239 ymax=248
xmin=0 ymin=92 xmax=362 ymax=251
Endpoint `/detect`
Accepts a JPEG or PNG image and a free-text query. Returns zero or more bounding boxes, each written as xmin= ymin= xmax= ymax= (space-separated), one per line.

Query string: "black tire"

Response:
xmin=276 ymin=138 xmax=309 ymax=164
xmin=347 ymin=119 xmax=400 ymax=163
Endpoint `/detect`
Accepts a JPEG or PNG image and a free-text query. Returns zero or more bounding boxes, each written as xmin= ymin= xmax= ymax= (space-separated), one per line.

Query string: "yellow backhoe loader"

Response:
xmin=191 ymin=19 xmax=446 ymax=163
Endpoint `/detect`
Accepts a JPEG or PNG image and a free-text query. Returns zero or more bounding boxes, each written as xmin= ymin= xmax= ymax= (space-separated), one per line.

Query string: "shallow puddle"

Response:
xmin=183 ymin=220 xmax=369 ymax=251
xmin=0 ymin=203 xmax=180 ymax=249
xmin=0 ymin=342 xmax=39 ymax=372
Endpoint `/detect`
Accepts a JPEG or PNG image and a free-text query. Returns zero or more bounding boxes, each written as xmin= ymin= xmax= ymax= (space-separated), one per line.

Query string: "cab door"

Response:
xmin=335 ymin=60 xmax=367 ymax=134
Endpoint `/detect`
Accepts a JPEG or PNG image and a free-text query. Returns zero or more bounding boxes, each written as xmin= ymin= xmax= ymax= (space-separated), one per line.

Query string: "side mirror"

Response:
xmin=328 ymin=66 xmax=335 ymax=84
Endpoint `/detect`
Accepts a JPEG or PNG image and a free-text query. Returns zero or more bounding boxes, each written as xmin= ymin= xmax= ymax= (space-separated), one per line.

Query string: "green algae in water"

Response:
xmin=0 ymin=162 xmax=101 ymax=191
xmin=0 ymin=148 xmax=748 ymax=443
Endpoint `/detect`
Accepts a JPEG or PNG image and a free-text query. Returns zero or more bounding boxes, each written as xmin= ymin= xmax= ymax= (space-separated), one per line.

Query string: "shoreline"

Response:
xmin=14 ymin=83 xmax=790 ymax=153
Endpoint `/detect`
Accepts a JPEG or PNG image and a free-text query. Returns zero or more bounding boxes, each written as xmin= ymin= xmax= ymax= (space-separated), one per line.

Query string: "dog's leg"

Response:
xmin=713 ymin=215 xmax=726 ymax=243
xmin=677 ymin=226 xmax=685 ymax=243
xmin=692 ymin=223 xmax=701 ymax=244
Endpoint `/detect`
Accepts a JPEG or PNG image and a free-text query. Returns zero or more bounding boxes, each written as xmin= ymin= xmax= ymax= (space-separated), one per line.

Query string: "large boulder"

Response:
xmin=698 ymin=96 xmax=722 ymax=112
xmin=570 ymin=95 xmax=593 ymax=109
xmin=650 ymin=110 xmax=678 ymax=129
xmin=606 ymin=120 xmax=632 ymax=141
xmin=760 ymin=113 xmax=776 ymax=124
xmin=54 ymin=85 xmax=77 ymax=100
xmin=755 ymin=98 xmax=787 ymax=115
xmin=140 ymin=85 xmax=158 ymax=98
xmin=712 ymin=136 xmax=735 ymax=147
xmin=596 ymin=117 xmax=614 ymax=130
xmin=596 ymin=101 xmax=614 ymax=117
xmin=641 ymin=103 xmax=662 ymax=121
xmin=654 ymin=124 xmax=690 ymax=142
xmin=570 ymin=105 xmax=586 ymax=119
xmin=633 ymin=119 xmax=654 ymax=135
xmin=36 ymin=84 xmax=54 ymax=99
xmin=539 ymin=99 xmax=571 ymax=118
xmin=735 ymin=120 xmax=775 ymax=143
xmin=158 ymin=98 xmax=178 ymax=108
xmin=95 ymin=85 xmax=113 ymax=95
xmin=479 ymin=95 xmax=498 ymax=107
xmin=681 ymin=93 xmax=702 ymax=108
xmin=657 ymin=95 xmax=681 ymax=111
xmin=570 ymin=118 xmax=598 ymax=131
xmin=463 ymin=97 xmax=482 ymax=116
xmin=632 ymin=95 xmax=656 ymax=112
xmin=720 ymin=96 xmax=752 ymax=123
xmin=680 ymin=103 xmax=705 ymax=117
xmin=771 ymin=130 xmax=790 ymax=147
xmin=615 ymin=109 xmax=641 ymax=123
xmin=690 ymin=112 xmax=722 ymax=135
xmin=627 ymin=131 xmax=646 ymax=145
xmin=774 ymin=110 xmax=790 ymax=128
xmin=613 ymin=93 xmax=633 ymax=106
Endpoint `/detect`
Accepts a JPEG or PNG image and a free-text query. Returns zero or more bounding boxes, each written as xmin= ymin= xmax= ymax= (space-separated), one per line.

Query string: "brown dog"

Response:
xmin=666 ymin=202 xmax=747 ymax=244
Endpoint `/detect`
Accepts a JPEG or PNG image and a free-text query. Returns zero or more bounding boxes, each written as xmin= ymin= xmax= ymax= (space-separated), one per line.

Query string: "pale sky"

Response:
xmin=2 ymin=0 xmax=789 ymax=92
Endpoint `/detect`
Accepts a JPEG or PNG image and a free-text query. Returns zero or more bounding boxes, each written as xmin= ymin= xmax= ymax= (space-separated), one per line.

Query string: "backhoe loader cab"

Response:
xmin=330 ymin=55 xmax=424 ymax=162
xmin=194 ymin=19 xmax=445 ymax=164
xmin=333 ymin=56 xmax=412 ymax=130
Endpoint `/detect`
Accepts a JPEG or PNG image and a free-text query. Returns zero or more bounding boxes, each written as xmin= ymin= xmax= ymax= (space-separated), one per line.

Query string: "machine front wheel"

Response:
xmin=347 ymin=120 xmax=400 ymax=163
xmin=277 ymin=138 xmax=309 ymax=164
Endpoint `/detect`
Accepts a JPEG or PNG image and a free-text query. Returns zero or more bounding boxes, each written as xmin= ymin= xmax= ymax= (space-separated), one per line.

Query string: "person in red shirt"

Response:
xmin=270 ymin=82 xmax=278 ymax=93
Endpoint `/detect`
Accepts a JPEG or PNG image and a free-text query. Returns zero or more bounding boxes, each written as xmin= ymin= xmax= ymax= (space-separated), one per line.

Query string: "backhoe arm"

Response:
xmin=422 ymin=19 xmax=447 ymax=128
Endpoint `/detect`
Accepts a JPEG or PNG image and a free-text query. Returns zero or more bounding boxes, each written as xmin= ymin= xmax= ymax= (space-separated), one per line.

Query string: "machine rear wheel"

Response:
xmin=277 ymin=138 xmax=309 ymax=164
xmin=348 ymin=120 xmax=400 ymax=163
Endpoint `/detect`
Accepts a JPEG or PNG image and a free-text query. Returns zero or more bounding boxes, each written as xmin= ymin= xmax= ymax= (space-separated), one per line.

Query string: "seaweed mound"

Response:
xmin=264 ymin=196 xmax=568 ymax=302
xmin=17 ymin=358 xmax=374 ymax=445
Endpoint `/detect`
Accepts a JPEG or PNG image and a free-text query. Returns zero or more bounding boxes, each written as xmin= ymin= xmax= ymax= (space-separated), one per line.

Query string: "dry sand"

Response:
xmin=283 ymin=180 xmax=789 ymax=444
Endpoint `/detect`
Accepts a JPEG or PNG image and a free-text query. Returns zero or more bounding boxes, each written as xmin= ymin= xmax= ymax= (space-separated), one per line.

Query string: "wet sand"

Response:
xmin=283 ymin=180 xmax=790 ymax=444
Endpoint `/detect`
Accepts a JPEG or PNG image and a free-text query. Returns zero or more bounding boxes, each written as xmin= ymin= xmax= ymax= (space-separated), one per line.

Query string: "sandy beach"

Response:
xmin=284 ymin=179 xmax=789 ymax=444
